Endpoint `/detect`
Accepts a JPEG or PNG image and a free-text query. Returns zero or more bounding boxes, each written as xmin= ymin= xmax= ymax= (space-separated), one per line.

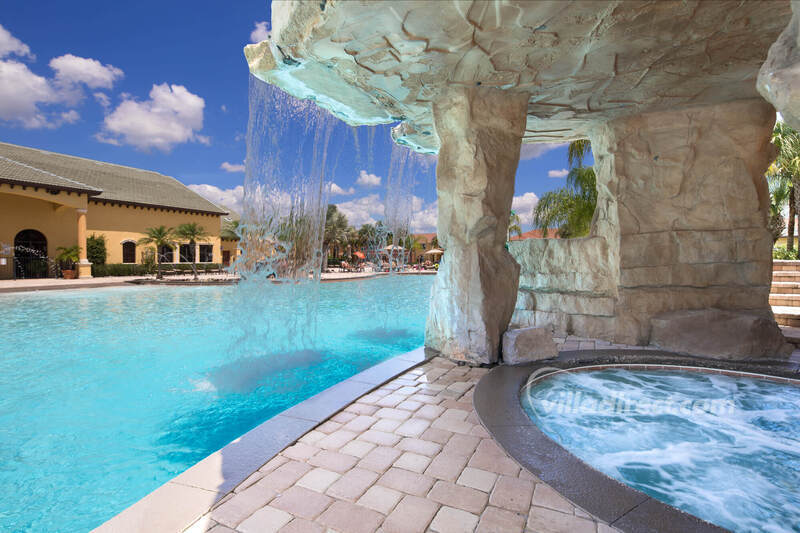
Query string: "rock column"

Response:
xmin=758 ymin=0 xmax=800 ymax=129
xmin=509 ymin=99 xmax=790 ymax=359
xmin=425 ymin=87 xmax=529 ymax=365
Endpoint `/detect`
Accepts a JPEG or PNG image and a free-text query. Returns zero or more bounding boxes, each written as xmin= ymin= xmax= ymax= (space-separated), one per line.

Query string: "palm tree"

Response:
xmin=404 ymin=234 xmax=424 ymax=264
xmin=772 ymin=122 xmax=800 ymax=251
xmin=532 ymin=140 xmax=597 ymax=238
xmin=175 ymin=222 xmax=209 ymax=279
xmin=507 ymin=211 xmax=523 ymax=241
xmin=138 ymin=226 xmax=176 ymax=279
xmin=767 ymin=163 xmax=792 ymax=244
xmin=323 ymin=204 xmax=349 ymax=269
xmin=567 ymin=138 xmax=591 ymax=168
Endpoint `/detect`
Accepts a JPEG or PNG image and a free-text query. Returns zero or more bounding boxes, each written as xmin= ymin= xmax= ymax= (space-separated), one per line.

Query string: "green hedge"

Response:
xmin=773 ymin=246 xmax=798 ymax=260
xmin=92 ymin=263 xmax=224 ymax=277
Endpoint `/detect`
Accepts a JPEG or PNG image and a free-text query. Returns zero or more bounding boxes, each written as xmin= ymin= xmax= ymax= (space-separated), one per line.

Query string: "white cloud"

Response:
xmin=49 ymin=54 xmax=123 ymax=89
xmin=0 ymin=24 xmax=32 ymax=59
xmin=59 ymin=109 xmax=79 ymax=124
xmin=97 ymin=83 xmax=207 ymax=151
xmin=220 ymin=104 xmax=227 ymax=112
xmin=519 ymin=142 xmax=567 ymax=160
xmin=337 ymin=194 xmax=384 ymax=227
xmin=329 ymin=182 xmax=355 ymax=195
xmin=0 ymin=25 xmax=126 ymax=129
xmin=188 ymin=184 xmax=244 ymax=215
xmin=93 ymin=91 xmax=110 ymax=108
xmin=548 ymin=168 xmax=568 ymax=178
xmin=220 ymin=161 xmax=245 ymax=173
xmin=0 ymin=59 xmax=58 ymax=127
xmin=511 ymin=192 xmax=540 ymax=225
xmin=410 ymin=199 xmax=438 ymax=233
xmin=355 ymin=169 xmax=381 ymax=187
xmin=250 ymin=21 xmax=271 ymax=43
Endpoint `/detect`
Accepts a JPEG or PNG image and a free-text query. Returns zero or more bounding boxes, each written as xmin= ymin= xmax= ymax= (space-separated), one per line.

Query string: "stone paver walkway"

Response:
xmin=185 ymin=351 xmax=620 ymax=533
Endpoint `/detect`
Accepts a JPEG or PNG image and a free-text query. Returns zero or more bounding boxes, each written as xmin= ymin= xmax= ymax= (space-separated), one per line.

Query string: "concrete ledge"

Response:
xmin=473 ymin=350 xmax=800 ymax=533
xmin=94 ymin=346 xmax=433 ymax=533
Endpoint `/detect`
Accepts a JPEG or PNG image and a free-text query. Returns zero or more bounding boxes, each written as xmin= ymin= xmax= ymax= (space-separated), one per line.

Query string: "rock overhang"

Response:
xmin=245 ymin=0 xmax=791 ymax=154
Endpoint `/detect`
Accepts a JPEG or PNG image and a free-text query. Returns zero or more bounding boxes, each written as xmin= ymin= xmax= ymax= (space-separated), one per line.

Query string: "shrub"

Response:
xmin=773 ymin=245 xmax=797 ymax=260
xmin=87 ymin=234 xmax=107 ymax=265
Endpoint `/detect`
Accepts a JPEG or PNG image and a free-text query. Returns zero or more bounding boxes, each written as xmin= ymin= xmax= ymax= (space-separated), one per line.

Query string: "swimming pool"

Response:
xmin=522 ymin=367 xmax=800 ymax=532
xmin=0 ymin=275 xmax=433 ymax=532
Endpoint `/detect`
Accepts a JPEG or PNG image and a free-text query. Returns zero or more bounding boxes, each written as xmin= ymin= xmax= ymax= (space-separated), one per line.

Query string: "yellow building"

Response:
xmin=0 ymin=141 xmax=233 ymax=279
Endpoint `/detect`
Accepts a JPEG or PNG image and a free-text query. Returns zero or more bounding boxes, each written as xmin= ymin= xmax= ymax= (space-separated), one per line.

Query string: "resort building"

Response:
xmin=0 ymin=141 xmax=229 ymax=279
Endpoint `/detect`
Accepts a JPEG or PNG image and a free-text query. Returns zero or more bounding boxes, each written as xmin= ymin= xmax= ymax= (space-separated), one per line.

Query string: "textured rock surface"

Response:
xmin=245 ymin=1 xmax=795 ymax=362
xmin=424 ymin=87 xmax=527 ymax=365
xmin=758 ymin=1 xmax=800 ymax=129
xmin=651 ymin=309 xmax=791 ymax=359
xmin=511 ymin=100 xmax=787 ymax=358
xmin=246 ymin=1 xmax=789 ymax=153
xmin=502 ymin=327 xmax=558 ymax=365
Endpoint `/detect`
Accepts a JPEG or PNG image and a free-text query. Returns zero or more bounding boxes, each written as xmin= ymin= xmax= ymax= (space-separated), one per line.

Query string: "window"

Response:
xmin=122 ymin=242 xmax=136 ymax=263
xmin=158 ymin=244 xmax=174 ymax=263
xmin=199 ymin=244 xmax=213 ymax=263
xmin=179 ymin=244 xmax=195 ymax=263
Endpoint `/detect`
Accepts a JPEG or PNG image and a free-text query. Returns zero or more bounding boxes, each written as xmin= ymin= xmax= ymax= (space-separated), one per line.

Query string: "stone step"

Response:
xmin=772 ymin=271 xmax=800 ymax=283
xmin=770 ymin=282 xmax=800 ymax=294
xmin=773 ymin=305 xmax=800 ymax=327
xmin=769 ymin=293 xmax=800 ymax=306
xmin=779 ymin=325 xmax=800 ymax=347
xmin=773 ymin=260 xmax=800 ymax=271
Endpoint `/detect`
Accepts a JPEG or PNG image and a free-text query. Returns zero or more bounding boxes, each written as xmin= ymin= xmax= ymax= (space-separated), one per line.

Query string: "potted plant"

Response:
xmin=56 ymin=245 xmax=81 ymax=279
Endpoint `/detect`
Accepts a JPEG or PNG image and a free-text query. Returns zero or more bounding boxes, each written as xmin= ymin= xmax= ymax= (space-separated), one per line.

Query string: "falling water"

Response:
xmin=221 ymin=74 xmax=436 ymax=378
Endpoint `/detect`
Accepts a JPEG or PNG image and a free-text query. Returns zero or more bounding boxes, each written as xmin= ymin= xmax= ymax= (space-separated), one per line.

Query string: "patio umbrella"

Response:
xmin=383 ymin=244 xmax=404 ymax=251
xmin=424 ymin=248 xmax=444 ymax=256
xmin=353 ymin=251 xmax=365 ymax=259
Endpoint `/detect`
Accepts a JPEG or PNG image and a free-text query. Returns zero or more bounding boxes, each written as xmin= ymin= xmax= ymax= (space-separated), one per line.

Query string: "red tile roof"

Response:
xmin=510 ymin=229 xmax=559 ymax=240
xmin=412 ymin=232 xmax=437 ymax=242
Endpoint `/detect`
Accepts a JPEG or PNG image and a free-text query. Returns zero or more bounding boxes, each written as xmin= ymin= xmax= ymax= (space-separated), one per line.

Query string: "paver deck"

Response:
xmin=185 ymin=341 xmax=625 ymax=533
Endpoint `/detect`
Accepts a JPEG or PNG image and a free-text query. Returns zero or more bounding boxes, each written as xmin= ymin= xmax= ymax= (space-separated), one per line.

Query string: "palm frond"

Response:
xmin=567 ymin=139 xmax=591 ymax=169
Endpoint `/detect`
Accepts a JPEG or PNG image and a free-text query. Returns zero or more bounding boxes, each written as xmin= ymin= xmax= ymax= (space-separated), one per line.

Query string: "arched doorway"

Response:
xmin=14 ymin=229 xmax=48 ymax=279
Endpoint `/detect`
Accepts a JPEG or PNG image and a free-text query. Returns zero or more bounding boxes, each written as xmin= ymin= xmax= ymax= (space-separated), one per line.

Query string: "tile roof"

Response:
xmin=0 ymin=142 xmax=227 ymax=215
xmin=510 ymin=229 xmax=559 ymax=240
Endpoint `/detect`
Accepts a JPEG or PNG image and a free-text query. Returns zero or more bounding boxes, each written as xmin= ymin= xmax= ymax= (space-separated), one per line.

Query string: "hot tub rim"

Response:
xmin=472 ymin=349 xmax=800 ymax=533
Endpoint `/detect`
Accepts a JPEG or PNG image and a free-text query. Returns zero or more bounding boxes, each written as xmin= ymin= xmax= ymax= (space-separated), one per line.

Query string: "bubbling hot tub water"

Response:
xmin=521 ymin=367 xmax=800 ymax=532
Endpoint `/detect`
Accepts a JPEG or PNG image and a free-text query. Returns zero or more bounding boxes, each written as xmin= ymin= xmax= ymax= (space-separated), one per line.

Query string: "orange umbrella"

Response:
xmin=353 ymin=251 xmax=366 ymax=259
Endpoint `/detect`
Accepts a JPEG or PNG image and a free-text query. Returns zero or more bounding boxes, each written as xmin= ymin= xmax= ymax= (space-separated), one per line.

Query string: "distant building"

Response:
xmin=410 ymin=232 xmax=437 ymax=263
xmin=509 ymin=229 xmax=559 ymax=240
xmin=0 ymin=141 xmax=234 ymax=279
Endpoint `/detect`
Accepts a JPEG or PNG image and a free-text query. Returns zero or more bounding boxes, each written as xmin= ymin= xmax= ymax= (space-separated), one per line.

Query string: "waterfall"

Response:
xmin=230 ymin=74 xmax=436 ymax=356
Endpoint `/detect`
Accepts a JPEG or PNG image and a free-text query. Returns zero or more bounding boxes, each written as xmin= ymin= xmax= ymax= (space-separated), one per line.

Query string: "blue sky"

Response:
xmin=0 ymin=1 xmax=579 ymax=232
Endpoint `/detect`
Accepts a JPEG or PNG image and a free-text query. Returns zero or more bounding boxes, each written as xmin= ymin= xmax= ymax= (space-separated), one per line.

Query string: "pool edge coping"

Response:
xmin=92 ymin=346 xmax=434 ymax=533
xmin=473 ymin=350 xmax=800 ymax=533
xmin=0 ymin=271 xmax=437 ymax=294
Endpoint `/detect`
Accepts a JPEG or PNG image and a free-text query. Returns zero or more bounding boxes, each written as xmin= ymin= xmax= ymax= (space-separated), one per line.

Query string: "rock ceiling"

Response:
xmin=246 ymin=0 xmax=792 ymax=153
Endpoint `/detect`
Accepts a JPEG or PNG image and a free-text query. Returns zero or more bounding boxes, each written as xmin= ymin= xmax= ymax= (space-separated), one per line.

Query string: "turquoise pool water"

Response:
xmin=0 ymin=275 xmax=433 ymax=532
xmin=522 ymin=368 xmax=800 ymax=533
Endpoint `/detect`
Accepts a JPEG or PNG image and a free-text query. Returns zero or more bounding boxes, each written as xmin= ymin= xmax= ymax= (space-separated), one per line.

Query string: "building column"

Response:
xmin=424 ymin=87 xmax=529 ymax=365
xmin=76 ymin=208 xmax=92 ymax=278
